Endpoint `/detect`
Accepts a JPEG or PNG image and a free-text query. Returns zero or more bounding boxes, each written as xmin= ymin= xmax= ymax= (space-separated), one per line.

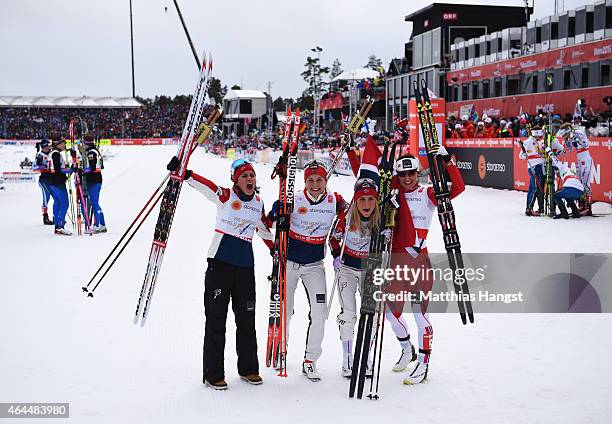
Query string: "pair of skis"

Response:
xmin=84 ymin=52 xmax=220 ymax=328
xmin=266 ymin=107 xmax=301 ymax=376
xmin=413 ymin=79 xmax=474 ymax=325
xmin=68 ymin=118 xmax=93 ymax=235
xmin=349 ymin=141 xmax=399 ymax=399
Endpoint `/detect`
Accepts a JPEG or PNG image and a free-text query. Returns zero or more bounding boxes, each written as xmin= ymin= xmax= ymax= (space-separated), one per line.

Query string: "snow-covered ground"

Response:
xmin=1 ymin=144 xmax=611 ymax=423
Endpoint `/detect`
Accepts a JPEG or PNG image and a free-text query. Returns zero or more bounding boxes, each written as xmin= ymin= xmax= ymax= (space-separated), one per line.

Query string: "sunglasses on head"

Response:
xmin=397 ymin=170 xmax=418 ymax=177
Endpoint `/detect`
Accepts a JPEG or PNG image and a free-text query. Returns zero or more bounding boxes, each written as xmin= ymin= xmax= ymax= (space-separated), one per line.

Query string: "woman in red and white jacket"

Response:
xmin=387 ymin=147 xmax=465 ymax=385
xmin=167 ymin=156 xmax=274 ymax=390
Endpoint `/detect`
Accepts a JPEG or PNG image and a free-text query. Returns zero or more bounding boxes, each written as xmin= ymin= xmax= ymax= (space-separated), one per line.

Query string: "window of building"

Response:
xmin=471 ymin=82 xmax=478 ymax=99
xmin=552 ymin=21 xmax=559 ymax=40
xmin=532 ymin=74 xmax=538 ymax=93
xmin=542 ymin=23 xmax=550 ymax=42
xmin=564 ymin=69 xmax=572 ymax=89
xmin=494 ymin=79 xmax=502 ymax=97
xmin=569 ymin=15 xmax=576 ymax=37
xmin=432 ymin=28 xmax=441 ymax=65
xmin=507 ymin=77 xmax=520 ymax=96
xmin=545 ymin=72 xmax=554 ymax=91
xmin=402 ymin=76 xmax=409 ymax=97
xmin=608 ymin=5 xmax=612 ymax=31
xmin=395 ymin=78 xmax=401 ymax=99
xmin=536 ymin=26 xmax=542 ymax=43
xmin=581 ymin=66 xmax=589 ymax=88
xmin=559 ymin=16 xmax=568 ymax=39
xmin=486 ymin=40 xmax=491 ymax=55
xmin=451 ymin=85 xmax=459 ymax=102
xmin=413 ymin=35 xmax=423 ymax=69
xmin=483 ymin=80 xmax=490 ymax=98
xmin=602 ymin=63 xmax=611 ymax=86
xmin=387 ymin=80 xmax=394 ymax=99
xmin=422 ymin=31 xmax=432 ymax=67
xmin=586 ymin=10 xmax=594 ymax=33
xmin=462 ymin=84 xmax=469 ymax=100
xmin=240 ymin=99 xmax=252 ymax=114
xmin=475 ymin=44 xmax=480 ymax=57
xmin=576 ymin=9 xmax=586 ymax=35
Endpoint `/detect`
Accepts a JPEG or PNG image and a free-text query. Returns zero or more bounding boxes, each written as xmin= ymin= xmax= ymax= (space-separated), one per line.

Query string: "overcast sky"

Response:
xmin=0 ymin=0 xmax=586 ymax=100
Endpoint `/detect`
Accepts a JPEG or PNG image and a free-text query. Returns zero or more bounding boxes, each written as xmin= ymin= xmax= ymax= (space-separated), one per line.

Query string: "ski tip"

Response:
xmin=82 ymin=286 xmax=88 ymax=293
xmin=87 ymin=292 xmax=94 ymax=298
xmin=294 ymin=108 xmax=300 ymax=116
xmin=208 ymin=52 xmax=213 ymax=71
xmin=287 ymin=106 xmax=291 ymax=115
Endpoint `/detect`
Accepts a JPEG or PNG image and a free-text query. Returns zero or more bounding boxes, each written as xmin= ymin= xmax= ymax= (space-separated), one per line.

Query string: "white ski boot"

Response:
xmin=403 ymin=362 xmax=429 ymax=385
xmin=94 ymin=225 xmax=107 ymax=233
xmin=302 ymin=360 xmax=321 ymax=381
xmin=392 ymin=345 xmax=416 ymax=372
xmin=54 ymin=227 xmax=72 ymax=236
xmin=342 ymin=352 xmax=352 ymax=378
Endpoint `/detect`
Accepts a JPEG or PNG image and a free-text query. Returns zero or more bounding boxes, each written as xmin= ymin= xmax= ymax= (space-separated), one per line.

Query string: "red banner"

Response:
xmin=447 ymin=39 xmax=612 ymax=85
xmin=319 ymin=93 xmax=344 ymax=111
xmin=446 ymin=87 xmax=611 ymax=118
xmin=409 ymin=98 xmax=446 ymax=169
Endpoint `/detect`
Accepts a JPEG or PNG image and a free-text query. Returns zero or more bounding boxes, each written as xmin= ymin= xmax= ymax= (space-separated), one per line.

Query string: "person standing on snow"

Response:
xmin=519 ymin=127 xmax=546 ymax=216
xmin=267 ymin=157 xmax=353 ymax=381
xmin=48 ymin=138 xmax=73 ymax=235
xmin=167 ymin=156 xmax=274 ymax=390
xmin=33 ymin=139 xmax=54 ymax=225
xmin=82 ymin=135 xmax=107 ymax=233
xmin=386 ymin=146 xmax=465 ymax=385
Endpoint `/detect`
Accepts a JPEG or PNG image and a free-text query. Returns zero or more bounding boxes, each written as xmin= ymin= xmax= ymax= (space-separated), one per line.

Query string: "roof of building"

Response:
xmin=332 ymin=68 xmax=379 ymax=82
xmin=0 ymin=96 xmax=142 ymax=108
xmin=224 ymin=89 xmax=267 ymax=100
xmin=405 ymin=2 xmax=527 ymax=21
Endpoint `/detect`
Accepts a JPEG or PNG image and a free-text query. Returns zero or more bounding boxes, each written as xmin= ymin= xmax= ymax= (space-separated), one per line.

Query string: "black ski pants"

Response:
xmin=203 ymin=258 xmax=258 ymax=383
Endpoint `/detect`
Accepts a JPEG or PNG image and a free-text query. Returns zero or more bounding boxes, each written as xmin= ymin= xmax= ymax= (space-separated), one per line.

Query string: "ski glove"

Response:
xmin=333 ymin=256 xmax=342 ymax=272
xmin=268 ymin=200 xmax=281 ymax=222
xmin=166 ymin=156 xmax=179 ymax=171
xmin=434 ymin=145 xmax=452 ymax=163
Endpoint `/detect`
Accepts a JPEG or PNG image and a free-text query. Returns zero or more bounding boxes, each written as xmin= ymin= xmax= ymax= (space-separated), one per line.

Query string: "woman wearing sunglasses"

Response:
xmin=387 ymin=147 xmax=465 ymax=385
xmin=167 ymin=156 xmax=274 ymax=390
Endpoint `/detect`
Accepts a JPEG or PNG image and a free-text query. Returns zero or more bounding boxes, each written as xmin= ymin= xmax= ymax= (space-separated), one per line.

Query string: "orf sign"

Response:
xmin=443 ymin=12 xmax=459 ymax=21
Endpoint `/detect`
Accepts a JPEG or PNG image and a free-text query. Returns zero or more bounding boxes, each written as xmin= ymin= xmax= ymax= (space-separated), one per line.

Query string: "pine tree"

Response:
xmin=330 ymin=58 xmax=343 ymax=80
xmin=208 ymin=77 xmax=227 ymax=105
xmin=365 ymin=55 xmax=383 ymax=71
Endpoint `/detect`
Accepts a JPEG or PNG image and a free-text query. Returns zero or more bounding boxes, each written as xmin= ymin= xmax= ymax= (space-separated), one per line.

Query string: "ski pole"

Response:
xmin=326 ymin=202 xmax=353 ymax=317
xmin=83 ymin=173 xmax=170 ymax=293
xmin=87 ymin=187 xmax=165 ymax=296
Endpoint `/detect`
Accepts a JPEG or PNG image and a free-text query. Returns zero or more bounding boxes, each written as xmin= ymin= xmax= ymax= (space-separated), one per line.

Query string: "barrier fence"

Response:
xmin=2 ymin=137 xmax=610 ymax=202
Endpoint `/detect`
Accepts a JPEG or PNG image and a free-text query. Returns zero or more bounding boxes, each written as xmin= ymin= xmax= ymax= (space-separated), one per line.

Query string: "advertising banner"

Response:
xmin=447 ymin=39 xmax=612 ymax=85
xmin=446 ymin=146 xmax=515 ymax=189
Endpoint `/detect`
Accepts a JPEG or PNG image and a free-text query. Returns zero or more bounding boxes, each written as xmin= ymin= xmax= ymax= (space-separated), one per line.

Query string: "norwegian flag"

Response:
xmin=357 ymin=134 xmax=382 ymax=185
xmin=341 ymin=112 xmax=350 ymax=130
xmin=393 ymin=116 xmax=408 ymax=142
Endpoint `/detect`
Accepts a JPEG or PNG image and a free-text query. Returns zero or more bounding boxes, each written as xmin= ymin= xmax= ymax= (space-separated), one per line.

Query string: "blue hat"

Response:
xmin=40 ymin=139 xmax=50 ymax=148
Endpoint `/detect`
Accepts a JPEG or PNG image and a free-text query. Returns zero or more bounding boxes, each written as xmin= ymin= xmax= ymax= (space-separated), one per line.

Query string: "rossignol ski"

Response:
xmin=326 ymin=96 xmax=375 ymax=179
xmin=414 ymin=79 xmax=474 ymax=325
xmin=349 ymin=141 xmax=399 ymax=399
xmin=132 ymin=52 xmax=213 ymax=326
xmin=266 ymin=107 xmax=300 ymax=376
